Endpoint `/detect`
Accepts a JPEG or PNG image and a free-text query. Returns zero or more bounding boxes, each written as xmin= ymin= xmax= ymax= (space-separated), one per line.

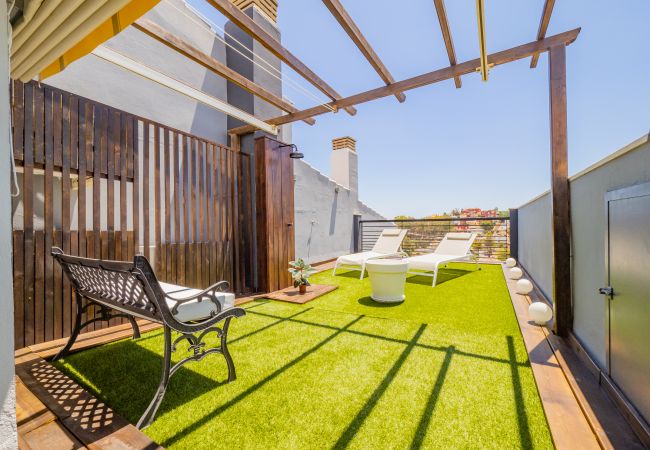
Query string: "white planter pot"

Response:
xmin=366 ymin=259 xmax=408 ymax=303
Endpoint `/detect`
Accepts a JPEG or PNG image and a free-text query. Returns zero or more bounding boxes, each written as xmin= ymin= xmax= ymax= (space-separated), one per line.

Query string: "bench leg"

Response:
xmin=52 ymin=292 xmax=83 ymax=361
xmin=221 ymin=317 xmax=236 ymax=382
xmin=137 ymin=325 xmax=172 ymax=429
xmin=128 ymin=315 xmax=141 ymax=339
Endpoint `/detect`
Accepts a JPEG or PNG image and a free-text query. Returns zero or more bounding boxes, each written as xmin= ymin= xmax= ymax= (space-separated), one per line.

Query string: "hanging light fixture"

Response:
xmin=279 ymin=143 xmax=304 ymax=159
xmin=476 ymin=0 xmax=490 ymax=81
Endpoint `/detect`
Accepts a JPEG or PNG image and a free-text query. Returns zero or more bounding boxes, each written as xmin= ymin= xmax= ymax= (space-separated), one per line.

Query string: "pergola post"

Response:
xmin=548 ymin=44 xmax=572 ymax=336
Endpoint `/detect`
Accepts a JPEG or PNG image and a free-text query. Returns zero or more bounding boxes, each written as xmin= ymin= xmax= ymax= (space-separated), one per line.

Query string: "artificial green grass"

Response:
xmin=54 ymin=263 xmax=554 ymax=449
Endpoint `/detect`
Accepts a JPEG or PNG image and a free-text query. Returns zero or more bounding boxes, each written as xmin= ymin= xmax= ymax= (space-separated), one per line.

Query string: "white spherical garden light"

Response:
xmin=505 ymin=257 xmax=517 ymax=268
xmin=508 ymin=267 xmax=523 ymax=280
xmin=516 ymin=279 xmax=534 ymax=295
xmin=528 ymin=302 xmax=553 ymax=325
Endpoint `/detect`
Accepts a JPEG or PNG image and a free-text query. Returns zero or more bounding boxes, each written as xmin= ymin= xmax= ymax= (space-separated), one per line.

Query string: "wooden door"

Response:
xmin=255 ymin=136 xmax=295 ymax=292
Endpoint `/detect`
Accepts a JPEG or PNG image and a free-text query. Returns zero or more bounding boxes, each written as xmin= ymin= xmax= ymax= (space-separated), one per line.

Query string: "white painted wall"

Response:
xmin=517 ymin=192 xmax=553 ymax=301
xmin=44 ymin=0 xmax=230 ymax=145
xmin=517 ymin=134 xmax=650 ymax=369
xmin=293 ymin=157 xmax=385 ymax=264
xmin=0 ymin=1 xmax=17 ymax=446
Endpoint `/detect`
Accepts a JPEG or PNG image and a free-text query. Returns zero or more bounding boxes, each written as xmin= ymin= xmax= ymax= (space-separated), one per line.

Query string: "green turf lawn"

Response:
xmin=54 ymin=263 xmax=554 ymax=449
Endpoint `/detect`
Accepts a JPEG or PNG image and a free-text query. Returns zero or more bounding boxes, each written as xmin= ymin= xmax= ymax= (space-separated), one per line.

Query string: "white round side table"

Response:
xmin=365 ymin=258 xmax=408 ymax=303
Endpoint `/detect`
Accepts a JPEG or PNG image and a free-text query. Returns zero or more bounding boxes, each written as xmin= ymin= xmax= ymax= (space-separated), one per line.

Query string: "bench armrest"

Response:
xmin=164 ymin=280 xmax=230 ymax=315
xmin=167 ymin=306 xmax=246 ymax=333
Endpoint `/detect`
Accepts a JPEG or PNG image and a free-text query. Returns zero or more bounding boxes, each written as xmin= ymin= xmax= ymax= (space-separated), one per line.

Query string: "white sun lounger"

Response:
xmin=406 ymin=232 xmax=478 ymax=286
xmin=333 ymin=228 xmax=408 ymax=279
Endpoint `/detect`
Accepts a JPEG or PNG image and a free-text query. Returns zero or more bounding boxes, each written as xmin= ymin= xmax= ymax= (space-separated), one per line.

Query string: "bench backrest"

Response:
xmin=52 ymin=248 xmax=166 ymax=323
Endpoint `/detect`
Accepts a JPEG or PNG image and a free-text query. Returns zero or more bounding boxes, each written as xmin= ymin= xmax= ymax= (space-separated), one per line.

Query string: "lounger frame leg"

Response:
xmin=432 ymin=262 xmax=441 ymax=287
xmin=360 ymin=261 xmax=366 ymax=280
xmin=332 ymin=260 xmax=339 ymax=276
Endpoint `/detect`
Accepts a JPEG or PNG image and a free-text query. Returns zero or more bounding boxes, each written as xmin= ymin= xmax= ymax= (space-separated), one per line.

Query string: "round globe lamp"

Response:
xmin=505 ymin=257 xmax=517 ymax=268
xmin=516 ymin=279 xmax=534 ymax=295
xmin=508 ymin=267 xmax=523 ymax=280
xmin=528 ymin=302 xmax=553 ymax=325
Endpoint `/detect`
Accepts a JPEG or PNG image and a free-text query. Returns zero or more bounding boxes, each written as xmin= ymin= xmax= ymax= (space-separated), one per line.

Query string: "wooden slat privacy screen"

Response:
xmin=11 ymin=81 xmax=256 ymax=349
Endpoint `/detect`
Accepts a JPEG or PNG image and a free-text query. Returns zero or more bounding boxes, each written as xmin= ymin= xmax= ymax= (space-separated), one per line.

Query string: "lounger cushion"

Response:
xmin=407 ymin=253 xmax=470 ymax=270
xmin=336 ymin=251 xmax=383 ymax=265
xmin=160 ymin=282 xmax=235 ymax=322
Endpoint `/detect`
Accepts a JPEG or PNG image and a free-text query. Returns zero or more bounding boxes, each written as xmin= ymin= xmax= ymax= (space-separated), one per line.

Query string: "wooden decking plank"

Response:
xmin=502 ymin=265 xmax=600 ymax=449
xmin=15 ymin=352 xmax=162 ymax=449
xmin=26 ymin=320 xmax=160 ymax=360
xmin=20 ymin=418 xmax=85 ymax=449
xmin=16 ymin=377 xmax=56 ymax=434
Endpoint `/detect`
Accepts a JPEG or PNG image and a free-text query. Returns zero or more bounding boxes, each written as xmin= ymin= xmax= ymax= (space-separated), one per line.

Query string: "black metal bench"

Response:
xmin=51 ymin=247 xmax=246 ymax=428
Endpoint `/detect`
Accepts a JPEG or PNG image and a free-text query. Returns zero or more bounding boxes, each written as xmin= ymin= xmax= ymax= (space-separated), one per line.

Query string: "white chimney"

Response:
xmin=330 ymin=137 xmax=358 ymax=194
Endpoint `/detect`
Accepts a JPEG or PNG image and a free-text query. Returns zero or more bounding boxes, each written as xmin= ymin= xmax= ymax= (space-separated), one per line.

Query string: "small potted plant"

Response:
xmin=289 ymin=259 xmax=316 ymax=294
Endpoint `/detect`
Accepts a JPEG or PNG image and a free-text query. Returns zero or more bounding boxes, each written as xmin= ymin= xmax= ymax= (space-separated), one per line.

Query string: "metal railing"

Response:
xmin=358 ymin=217 xmax=510 ymax=261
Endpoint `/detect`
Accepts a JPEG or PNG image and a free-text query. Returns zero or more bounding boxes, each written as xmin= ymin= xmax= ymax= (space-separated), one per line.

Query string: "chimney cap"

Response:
xmin=230 ymin=0 xmax=278 ymax=22
xmin=332 ymin=136 xmax=356 ymax=152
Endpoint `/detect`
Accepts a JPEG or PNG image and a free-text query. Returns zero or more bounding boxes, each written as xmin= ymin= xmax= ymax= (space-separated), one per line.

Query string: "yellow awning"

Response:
xmin=11 ymin=0 xmax=160 ymax=82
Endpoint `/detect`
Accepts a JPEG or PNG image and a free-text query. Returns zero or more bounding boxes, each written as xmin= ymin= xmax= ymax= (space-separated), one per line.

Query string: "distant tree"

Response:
xmin=394 ymin=215 xmax=414 ymax=229
xmin=480 ymin=221 xmax=495 ymax=232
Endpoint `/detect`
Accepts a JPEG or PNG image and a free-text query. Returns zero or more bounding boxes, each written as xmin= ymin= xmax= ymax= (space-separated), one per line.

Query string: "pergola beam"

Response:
xmin=132 ymin=19 xmax=315 ymax=126
xmin=530 ymin=0 xmax=556 ymax=68
xmin=206 ymin=0 xmax=357 ymax=115
xmin=321 ymin=0 xmax=405 ymax=102
xmin=230 ymin=28 xmax=580 ymax=135
xmin=432 ymin=0 xmax=461 ymax=88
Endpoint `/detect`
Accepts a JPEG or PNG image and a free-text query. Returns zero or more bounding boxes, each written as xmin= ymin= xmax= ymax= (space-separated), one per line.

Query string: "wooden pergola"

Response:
xmin=145 ymin=0 xmax=574 ymax=335
xmin=133 ymin=0 xmax=576 ymax=335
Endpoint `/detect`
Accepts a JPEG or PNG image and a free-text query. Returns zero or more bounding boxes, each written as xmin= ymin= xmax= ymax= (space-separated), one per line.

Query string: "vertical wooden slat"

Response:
xmin=52 ymin=90 xmax=63 ymax=339
xmin=190 ymin=138 xmax=198 ymax=287
xmin=12 ymin=81 xmax=25 ymax=348
xmin=549 ymin=44 xmax=572 ymax=337
xmin=173 ymin=132 xmax=181 ymax=281
xmin=164 ymin=129 xmax=171 ymax=282
xmin=12 ymin=81 xmax=24 ymax=160
xmin=206 ymin=144 xmax=215 ymax=284
xmin=107 ymin=111 xmax=116 ymax=260
xmin=93 ymin=105 xmax=102 ymax=262
xmin=154 ymin=125 xmax=161 ymax=274
xmin=143 ymin=122 xmax=150 ymax=260
xmin=25 ymin=84 xmax=38 ymax=345
xmin=120 ymin=113 xmax=128 ymax=260
xmin=219 ymin=146 xmax=227 ymax=283
xmin=34 ymin=83 xmax=44 ymax=165
xmin=44 ymin=87 xmax=54 ymax=342
xmin=79 ymin=101 xmax=89 ymax=261
xmin=183 ymin=135 xmax=190 ymax=285
xmin=61 ymin=93 xmax=72 ymax=338
xmin=198 ymin=142 xmax=207 ymax=286
xmin=231 ymin=148 xmax=241 ymax=293
xmin=13 ymin=231 xmax=25 ymax=348
xmin=132 ymin=117 xmax=140 ymax=255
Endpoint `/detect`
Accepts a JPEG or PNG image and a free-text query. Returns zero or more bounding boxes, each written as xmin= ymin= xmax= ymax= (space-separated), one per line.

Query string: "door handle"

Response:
xmin=598 ymin=286 xmax=614 ymax=296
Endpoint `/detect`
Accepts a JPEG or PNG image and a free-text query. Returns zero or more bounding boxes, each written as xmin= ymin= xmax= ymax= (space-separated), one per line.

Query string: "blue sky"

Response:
xmin=191 ymin=0 xmax=650 ymax=218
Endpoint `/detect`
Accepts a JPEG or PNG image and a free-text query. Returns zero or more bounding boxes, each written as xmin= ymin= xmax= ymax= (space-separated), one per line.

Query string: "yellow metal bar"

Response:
xmin=476 ymin=0 xmax=489 ymax=81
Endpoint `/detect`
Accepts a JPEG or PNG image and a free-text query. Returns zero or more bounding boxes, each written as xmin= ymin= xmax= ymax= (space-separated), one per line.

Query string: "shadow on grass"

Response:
xmin=357 ymin=296 xmax=402 ymax=308
xmin=163 ymin=315 xmax=365 ymax=448
xmin=55 ymin=337 xmax=224 ymax=426
xmin=332 ymin=324 xmax=427 ymax=450
xmin=406 ymin=267 xmax=473 ymax=286
xmin=410 ymin=345 xmax=454 ymax=449
xmin=334 ymin=270 xmax=365 ymax=279
xmin=507 ymin=335 xmax=533 ymax=449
